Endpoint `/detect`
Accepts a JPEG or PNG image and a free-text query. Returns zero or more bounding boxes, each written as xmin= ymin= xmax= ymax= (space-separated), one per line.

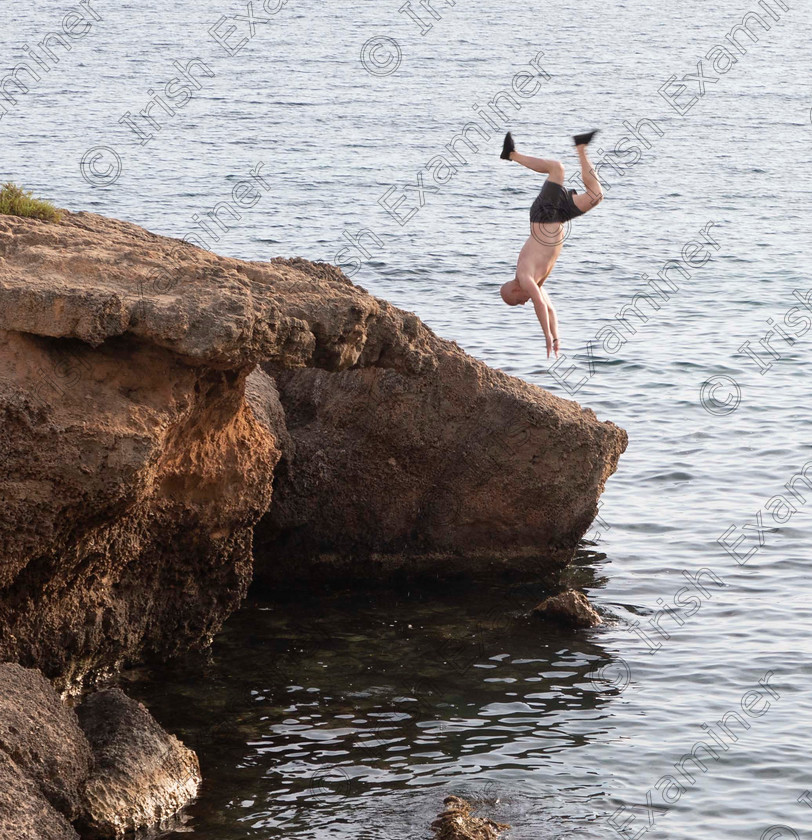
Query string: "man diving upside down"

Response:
xmin=499 ymin=130 xmax=604 ymax=359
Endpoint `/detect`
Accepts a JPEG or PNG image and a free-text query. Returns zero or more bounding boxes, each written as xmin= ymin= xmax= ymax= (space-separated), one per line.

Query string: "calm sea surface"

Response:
xmin=4 ymin=1 xmax=812 ymax=837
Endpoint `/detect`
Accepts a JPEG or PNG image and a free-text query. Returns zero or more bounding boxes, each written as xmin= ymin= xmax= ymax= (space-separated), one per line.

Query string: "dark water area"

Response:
xmin=124 ymin=552 xmax=618 ymax=839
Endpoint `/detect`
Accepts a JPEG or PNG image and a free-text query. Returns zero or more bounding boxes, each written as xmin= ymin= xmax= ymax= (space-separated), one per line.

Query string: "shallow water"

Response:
xmin=123 ymin=557 xmax=618 ymax=839
xmin=5 ymin=0 xmax=812 ymax=837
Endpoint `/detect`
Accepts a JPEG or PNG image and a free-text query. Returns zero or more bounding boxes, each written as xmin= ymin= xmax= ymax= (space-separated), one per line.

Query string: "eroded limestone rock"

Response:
xmin=532 ymin=589 xmax=603 ymax=628
xmin=0 ymin=753 xmax=80 ymax=840
xmin=255 ymin=350 xmax=627 ymax=585
xmin=76 ymin=688 xmax=201 ymax=838
xmin=0 ymin=664 xmax=198 ymax=840
xmin=0 ymin=213 xmax=291 ymax=686
xmin=0 ymin=663 xmax=92 ymax=820
xmin=0 ymin=663 xmax=91 ymax=839
xmin=431 ymin=795 xmax=510 ymax=840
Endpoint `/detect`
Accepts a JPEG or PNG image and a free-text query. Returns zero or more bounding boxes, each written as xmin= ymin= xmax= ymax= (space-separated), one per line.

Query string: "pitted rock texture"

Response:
xmin=532 ymin=590 xmax=603 ymax=628
xmin=254 ymin=354 xmax=626 ymax=585
xmin=0 ymin=663 xmax=92 ymax=817
xmin=76 ymin=688 xmax=201 ymax=839
xmin=0 ymin=753 xmax=80 ymax=840
xmin=0 ymin=663 xmax=90 ymax=840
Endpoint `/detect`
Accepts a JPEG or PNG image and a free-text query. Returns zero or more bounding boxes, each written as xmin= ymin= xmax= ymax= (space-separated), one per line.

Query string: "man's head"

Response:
xmin=500 ymin=278 xmax=530 ymax=306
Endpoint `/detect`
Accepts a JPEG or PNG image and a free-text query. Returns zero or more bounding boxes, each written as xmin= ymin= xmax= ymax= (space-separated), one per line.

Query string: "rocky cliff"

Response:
xmin=0 ymin=212 xmax=284 ymax=688
xmin=1 ymin=210 xmax=625 ymax=685
xmin=0 ymin=209 xmax=627 ymax=836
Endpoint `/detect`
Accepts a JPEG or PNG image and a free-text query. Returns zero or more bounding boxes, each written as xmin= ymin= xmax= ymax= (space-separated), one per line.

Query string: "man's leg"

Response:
xmin=572 ymin=146 xmax=604 ymax=213
xmin=510 ymin=152 xmax=565 ymax=184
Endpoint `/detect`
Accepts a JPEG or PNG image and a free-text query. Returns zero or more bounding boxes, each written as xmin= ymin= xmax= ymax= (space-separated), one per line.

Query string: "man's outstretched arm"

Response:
xmin=517 ymin=274 xmax=554 ymax=358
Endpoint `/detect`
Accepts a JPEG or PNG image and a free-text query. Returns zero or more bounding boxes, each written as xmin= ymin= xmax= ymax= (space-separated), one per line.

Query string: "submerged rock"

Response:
xmin=532 ymin=589 xmax=603 ymax=628
xmin=431 ymin=795 xmax=510 ymax=840
xmin=76 ymin=688 xmax=201 ymax=838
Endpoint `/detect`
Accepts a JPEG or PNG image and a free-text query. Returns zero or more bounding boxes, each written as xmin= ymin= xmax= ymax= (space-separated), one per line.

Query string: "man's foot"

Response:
xmin=573 ymin=129 xmax=599 ymax=147
xmin=501 ymin=132 xmax=515 ymax=160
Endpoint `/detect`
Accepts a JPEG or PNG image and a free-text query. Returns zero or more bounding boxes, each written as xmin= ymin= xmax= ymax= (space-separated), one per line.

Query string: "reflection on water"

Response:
xmin=124 ymin=550 xmax=620 ymax=839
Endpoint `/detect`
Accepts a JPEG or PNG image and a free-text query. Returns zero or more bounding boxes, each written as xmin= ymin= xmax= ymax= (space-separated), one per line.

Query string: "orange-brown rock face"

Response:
xmin=0 ymin=212 xmax=287 ymax=686
xmin=0 ymin=210 xmax=626 ymax=686
xmin=0 ymin=331 xmax=279 ymax=686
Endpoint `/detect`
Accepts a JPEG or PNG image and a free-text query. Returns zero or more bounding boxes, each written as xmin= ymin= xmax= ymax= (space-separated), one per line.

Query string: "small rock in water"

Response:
xmin=431 ymin=795 xmax=510 ymax=840
xmin=76 ymin=688 xmax=201 ymax=838
xmin=532 ymin=589 xmax=603 ymax=628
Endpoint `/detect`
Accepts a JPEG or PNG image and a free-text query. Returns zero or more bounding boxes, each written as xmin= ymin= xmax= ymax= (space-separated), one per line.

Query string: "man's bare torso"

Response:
xmin=516 ymin=222 xmax=566 ymax=287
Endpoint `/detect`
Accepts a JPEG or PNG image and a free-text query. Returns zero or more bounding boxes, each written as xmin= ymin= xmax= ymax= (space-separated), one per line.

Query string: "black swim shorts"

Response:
xmin=529 ymin=179 xmax=585 ymax=225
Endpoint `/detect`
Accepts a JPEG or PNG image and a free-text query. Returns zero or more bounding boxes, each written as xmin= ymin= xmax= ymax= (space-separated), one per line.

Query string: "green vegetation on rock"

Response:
xmin=0 ymin=182 xmax=62 ymax=222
